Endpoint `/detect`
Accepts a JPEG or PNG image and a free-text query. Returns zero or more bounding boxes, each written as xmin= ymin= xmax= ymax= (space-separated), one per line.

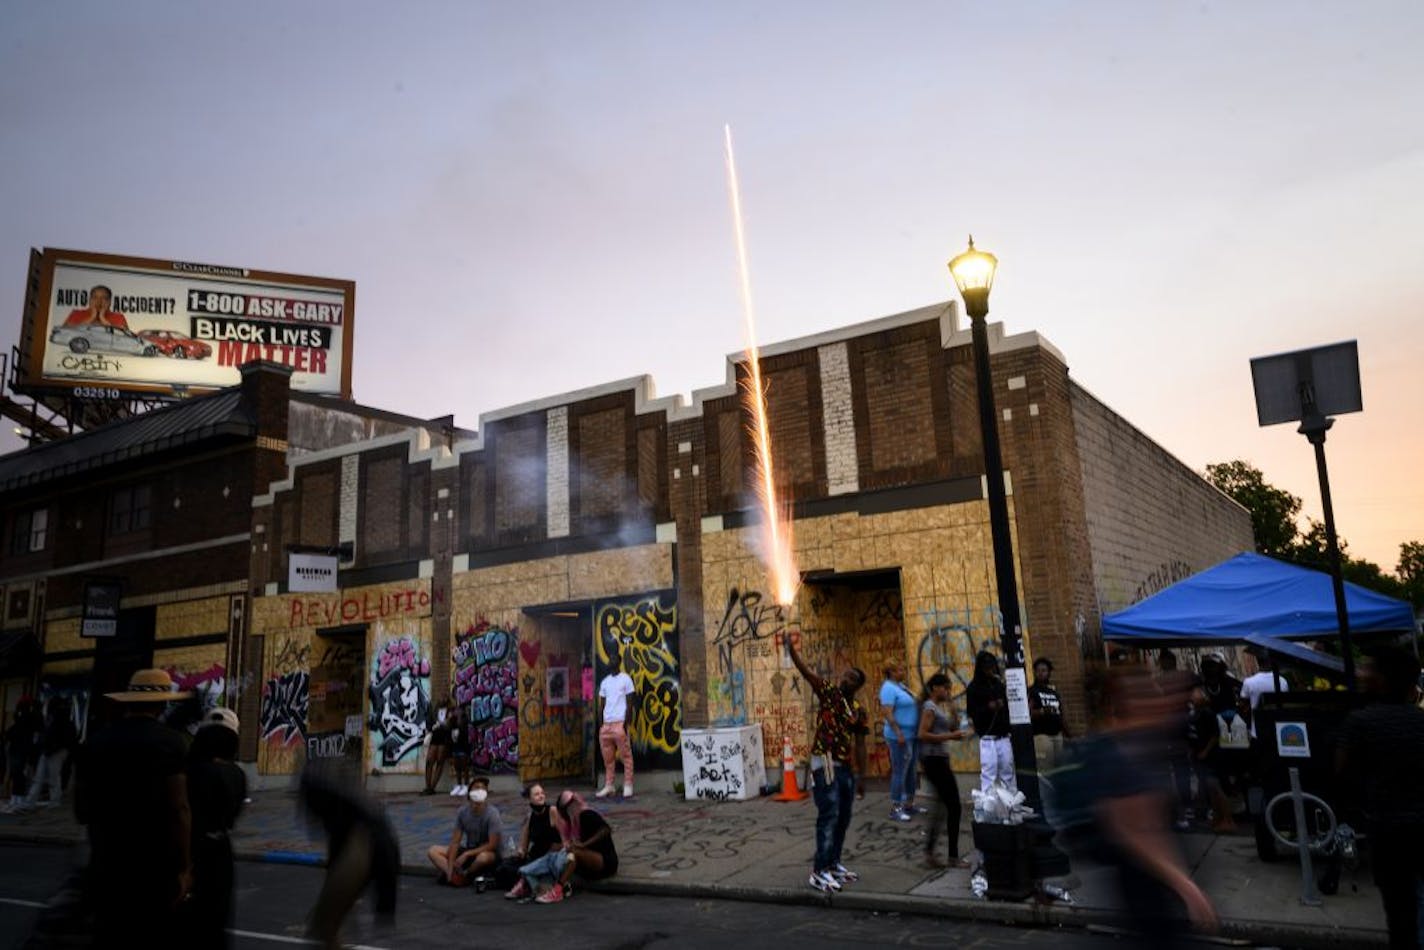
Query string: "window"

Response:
xmin=8 ymin=508 xmax=47 ymax=554
xmin=109 ymin=485 xmax=151 ymax=535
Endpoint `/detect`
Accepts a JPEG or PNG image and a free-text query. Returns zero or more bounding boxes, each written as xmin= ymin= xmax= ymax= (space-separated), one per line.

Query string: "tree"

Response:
xmin=1398 ymin=541 xmax=1424 ymax=609
xmin=1293 ymin=519 xmax=1404 ymax=598
xmin=1204 ymin=461 xmax=1302 ymax=558
xmin=1206 ymin=460 xmax=1418 ymax=603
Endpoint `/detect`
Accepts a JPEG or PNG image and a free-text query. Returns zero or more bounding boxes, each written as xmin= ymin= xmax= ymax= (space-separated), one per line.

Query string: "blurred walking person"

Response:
xmin=300 ymin=745 xmax=400 ymax=950
xmin=1091 ymin=663 xmax=1217 ymax=947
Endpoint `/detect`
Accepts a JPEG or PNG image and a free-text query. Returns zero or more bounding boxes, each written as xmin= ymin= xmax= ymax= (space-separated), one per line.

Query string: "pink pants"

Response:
xmin=599 ymin=722 xmax=634 ymax=789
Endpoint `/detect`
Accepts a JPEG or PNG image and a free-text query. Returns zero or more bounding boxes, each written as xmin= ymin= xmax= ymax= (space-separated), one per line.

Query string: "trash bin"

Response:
xmin=972 ymin=819 xmax=1069 ymax=898
xmin=972 ymin=821 xmax=1033 ymax=900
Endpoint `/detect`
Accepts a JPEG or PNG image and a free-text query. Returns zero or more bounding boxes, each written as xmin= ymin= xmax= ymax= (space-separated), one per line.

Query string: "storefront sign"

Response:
xmin=289 ymin=553 xmax=338 ymax=593
xmin=80 ymin=579 xmax=122 ymax=638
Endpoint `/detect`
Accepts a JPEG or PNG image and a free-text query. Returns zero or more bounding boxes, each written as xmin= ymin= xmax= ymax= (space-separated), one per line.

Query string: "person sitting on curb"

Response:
xmin=503 ymin=783 xmax=563 ymax=900
xmin=426 ymin=786 xmax=503 ymax=886
xmin=513 ymin=790 xmax=618 ymax=904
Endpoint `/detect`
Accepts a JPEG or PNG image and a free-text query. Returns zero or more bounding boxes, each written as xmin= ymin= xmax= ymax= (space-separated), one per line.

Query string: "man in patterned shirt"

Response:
xmin=787 ymin=632 xmax=868 ymax=894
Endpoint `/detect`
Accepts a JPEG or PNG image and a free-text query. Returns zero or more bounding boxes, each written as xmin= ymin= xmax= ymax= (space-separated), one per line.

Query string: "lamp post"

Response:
xmin=948 ymin=236 xmax=1040 ymax=807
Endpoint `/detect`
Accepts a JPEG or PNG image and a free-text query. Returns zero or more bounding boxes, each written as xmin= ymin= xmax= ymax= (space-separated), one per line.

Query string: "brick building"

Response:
xmin=0 ymin=362 xmax=460 ymax=744
xmin=242 ymin=302 xmax=1252 ymax=785
xmin=1 ymin=304 xmax=1251 ymax=784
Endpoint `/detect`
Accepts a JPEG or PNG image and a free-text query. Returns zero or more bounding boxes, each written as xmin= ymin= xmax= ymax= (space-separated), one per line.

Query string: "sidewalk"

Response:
xmin=0 ymin=771 xmax=1386 ymax=948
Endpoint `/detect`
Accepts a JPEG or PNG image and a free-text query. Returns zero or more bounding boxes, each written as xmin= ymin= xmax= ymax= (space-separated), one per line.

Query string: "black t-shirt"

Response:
xmin=526 ymin=806 xmax=559 ymax=859
xmin=429 ymin=708 xmax=453 ymax=746
xmin=78 ymin=715 xmax=189 ymax=876
xmin=1028 ymin=683 xmax=1064 ymax=736
xmin=1202 ymin=676 xmax=1241 ymax=716
xmin=965 ymin=678 xmax=1010 ymax=738
xmin=1185 ymin=705 xmax=1218 ymax=759
xmin=576 ymin=809 xmax=618 ymax=876
xmin=189 ymin=758 xmax=247 ymax=839
xmin=1339 ymin=702 xmax=1424 ymax=830
xmin=41 ymin=714 xmax=78 ymax=755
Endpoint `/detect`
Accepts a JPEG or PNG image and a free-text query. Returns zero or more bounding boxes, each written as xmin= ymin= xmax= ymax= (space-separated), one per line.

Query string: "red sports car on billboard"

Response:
xmin=137 ymin=329 xmax=211 ymax=359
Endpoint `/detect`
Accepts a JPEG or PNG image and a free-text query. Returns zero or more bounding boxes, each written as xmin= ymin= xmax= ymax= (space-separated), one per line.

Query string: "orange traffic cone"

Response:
xmin=772 ymin=737 xmax=808 ymax=801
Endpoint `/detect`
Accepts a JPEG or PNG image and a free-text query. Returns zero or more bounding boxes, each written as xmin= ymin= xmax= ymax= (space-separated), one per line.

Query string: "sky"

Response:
xmin=1 ymin=1 xmax=1420 ymax=571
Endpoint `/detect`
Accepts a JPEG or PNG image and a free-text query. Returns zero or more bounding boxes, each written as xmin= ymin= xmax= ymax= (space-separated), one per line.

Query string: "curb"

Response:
xmin=1 ymin=830 xmax=1388 ymax=948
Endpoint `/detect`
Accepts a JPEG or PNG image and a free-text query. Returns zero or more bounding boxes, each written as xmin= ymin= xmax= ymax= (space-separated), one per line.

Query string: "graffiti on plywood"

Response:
xmin=166 ymin=662 xmax=226 ymax=714
xmin=368 ymin=636 xmax=430 ymax=768
xmin=261 ymin=671 xmax=309 ymax=745
xmin=595 ymin=593 xmax=681 ymax=765
xmin=454 ymin=621 xmax=519 ymax=773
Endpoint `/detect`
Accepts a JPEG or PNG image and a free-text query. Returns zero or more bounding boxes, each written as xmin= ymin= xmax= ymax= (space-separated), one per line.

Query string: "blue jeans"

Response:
xmin=811 ymin=761 xmax=856 ymax=872
xmin=519 ymin=850 xmax=570 ymax=891
xmin=887 ymin=738 xmax=910 ymax=805
xmin=905 ymin=738 xmax=919 ymax=802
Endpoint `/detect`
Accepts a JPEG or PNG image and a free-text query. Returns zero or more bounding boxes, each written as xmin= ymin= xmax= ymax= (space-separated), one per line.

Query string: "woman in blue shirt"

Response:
xmin=879 ymin=662 xmax=922 ymax=821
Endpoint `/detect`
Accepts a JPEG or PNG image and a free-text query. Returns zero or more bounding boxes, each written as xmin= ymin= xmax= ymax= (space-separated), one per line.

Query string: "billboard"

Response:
xmin=18 ymin=248 xmax=354 ymax=399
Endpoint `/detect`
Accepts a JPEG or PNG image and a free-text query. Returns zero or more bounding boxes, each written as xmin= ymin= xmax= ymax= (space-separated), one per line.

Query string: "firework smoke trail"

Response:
xmin=723 ymin=125 xmax=799 ymax=607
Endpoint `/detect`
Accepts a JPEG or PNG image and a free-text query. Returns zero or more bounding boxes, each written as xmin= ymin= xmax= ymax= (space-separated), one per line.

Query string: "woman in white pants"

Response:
xmin=964 ymin=652 xmax=1016 ymax=794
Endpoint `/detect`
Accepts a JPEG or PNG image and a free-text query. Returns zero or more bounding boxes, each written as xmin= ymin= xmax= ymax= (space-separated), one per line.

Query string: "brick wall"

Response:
xmin=1072 ymin=382 xmax=1254 ymax=618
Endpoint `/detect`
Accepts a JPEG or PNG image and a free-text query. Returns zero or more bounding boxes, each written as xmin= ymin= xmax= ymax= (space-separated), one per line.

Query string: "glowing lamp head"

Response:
xmin=948 ymin=235 xmax=998 ymax=320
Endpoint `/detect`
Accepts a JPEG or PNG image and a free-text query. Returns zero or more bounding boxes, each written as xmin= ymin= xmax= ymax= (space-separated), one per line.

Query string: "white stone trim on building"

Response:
xmin=546 ymin=406 xmax=570 ymax=538
xmin=818 ymin=341 xmax=859 ymax=495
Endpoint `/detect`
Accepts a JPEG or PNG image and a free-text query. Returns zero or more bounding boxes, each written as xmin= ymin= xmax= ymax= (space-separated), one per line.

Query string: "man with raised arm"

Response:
xmin=786 ymin=631 xmax=868 ymax=894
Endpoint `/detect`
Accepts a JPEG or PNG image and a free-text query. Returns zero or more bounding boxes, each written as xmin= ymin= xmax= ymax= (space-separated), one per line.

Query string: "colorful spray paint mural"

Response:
xmin=165 ymin=662 xmax=227 ymax=714
xmin=368 ymin=635 xmax=430 ymax=769
xmin=454 ymin=620 xmax=518 ymax=773
xmin=594 ymin=592 xmax=681 ymax=769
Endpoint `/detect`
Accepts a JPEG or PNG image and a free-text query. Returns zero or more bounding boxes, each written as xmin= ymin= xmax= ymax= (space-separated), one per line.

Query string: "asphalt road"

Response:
xmin=0 ymin=842 xmax=1134 ymax=949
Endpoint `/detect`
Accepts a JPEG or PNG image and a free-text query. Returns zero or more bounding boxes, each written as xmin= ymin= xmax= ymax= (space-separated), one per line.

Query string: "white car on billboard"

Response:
xmin=50 ymin=323 xmax=158 ymax=357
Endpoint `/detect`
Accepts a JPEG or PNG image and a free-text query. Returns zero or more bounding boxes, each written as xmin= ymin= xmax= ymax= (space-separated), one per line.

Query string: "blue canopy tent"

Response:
xmin=1102 ymin=551 xmax=1417 ymax=646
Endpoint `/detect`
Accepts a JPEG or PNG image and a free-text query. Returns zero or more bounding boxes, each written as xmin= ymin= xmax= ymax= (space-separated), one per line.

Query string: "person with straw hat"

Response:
xmin=75 ymin=668 xmax=194 ymax=941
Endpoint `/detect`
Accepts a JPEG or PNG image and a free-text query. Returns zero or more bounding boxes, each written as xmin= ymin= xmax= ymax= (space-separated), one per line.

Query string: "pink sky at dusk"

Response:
xmin=1 ymin=2 xmax=1420 ymax=570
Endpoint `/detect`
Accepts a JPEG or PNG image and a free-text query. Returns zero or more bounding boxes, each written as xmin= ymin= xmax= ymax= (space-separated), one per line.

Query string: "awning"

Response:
xmin=1102 ymin=552 xmax=1417 ymax=645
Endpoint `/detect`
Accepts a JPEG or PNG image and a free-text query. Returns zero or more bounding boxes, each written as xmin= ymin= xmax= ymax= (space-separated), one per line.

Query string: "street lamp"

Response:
xmin=948 ymin=236 xmax=1040 ymax=807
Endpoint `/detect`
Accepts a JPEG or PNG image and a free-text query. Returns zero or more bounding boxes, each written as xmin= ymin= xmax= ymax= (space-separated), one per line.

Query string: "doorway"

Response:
xmin=515 ymin=607 xmax=592 ymax=781
xmin=308 ymin=626 xmax=365 ymax=761
xmin=799 ymin=569 xmax=904 ymax=778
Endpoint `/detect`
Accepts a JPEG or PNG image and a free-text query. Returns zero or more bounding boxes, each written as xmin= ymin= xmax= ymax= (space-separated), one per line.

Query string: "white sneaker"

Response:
xmin=808 ymin=870 xmax=841 ymax=893
xmin=595 ymin=785 xmax=615 ymax=798
xmin=622 ymin=784 xmax=634 ymax=798
xmin=450 ymin=785 xmax=466 ymax=797
xmin=831 ymin=862 xmax=859 ymax=883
